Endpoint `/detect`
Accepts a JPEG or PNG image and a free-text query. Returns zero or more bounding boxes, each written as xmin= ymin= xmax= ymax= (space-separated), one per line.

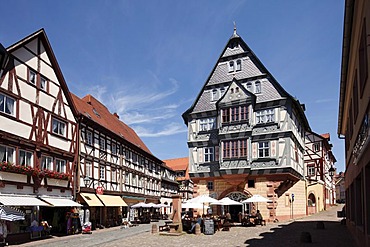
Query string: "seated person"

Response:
xmin=254 ymin=210 xmax=264 ymax=225
xmin=188 ymin=215 xmax=202 ymax=233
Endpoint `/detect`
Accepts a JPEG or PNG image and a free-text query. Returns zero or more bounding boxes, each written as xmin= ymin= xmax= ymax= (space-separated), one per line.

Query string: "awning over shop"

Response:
xmin=122 ymin=195 xmax=145 ymax=205
xmin=0 ymin=195 xmax=50 ymax=206
xmin=80 ymin=193 xmax=104 ymax=207
xmin=40 ymin=197 xmax=82 ymax=207
xmin=97 ymin=195 xmax=127 ymax=207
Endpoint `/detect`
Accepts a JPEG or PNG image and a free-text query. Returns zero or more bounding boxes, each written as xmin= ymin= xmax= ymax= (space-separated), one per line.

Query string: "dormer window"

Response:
xmin=246 ymin=82 xmax=252 ymax=92
xmin=211 ymin=89 xmax=218 ymax=101
xmin=229 ymin=61 xmax=235 ymax=72
xmin=93 ymin=108 xmax=100 ymax=118
xmin=236 ymin=59 xmax=241 ymax=71
xmin=255 ymin=81 xmax=261 ymax=94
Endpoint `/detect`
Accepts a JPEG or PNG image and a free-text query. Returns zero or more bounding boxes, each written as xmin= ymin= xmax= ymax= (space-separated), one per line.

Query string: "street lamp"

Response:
xmin=83 ymin=176 xmax=91 ymax=187
xmin=328 ymin=165 xmax=335 ymax=178
xmin=0 ymin=43 xmax=9 ymax=78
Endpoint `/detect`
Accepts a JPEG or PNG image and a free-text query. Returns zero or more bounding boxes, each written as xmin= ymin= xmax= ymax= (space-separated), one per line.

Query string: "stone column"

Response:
xmin=172 ymin=194 xmax=183 ymax=232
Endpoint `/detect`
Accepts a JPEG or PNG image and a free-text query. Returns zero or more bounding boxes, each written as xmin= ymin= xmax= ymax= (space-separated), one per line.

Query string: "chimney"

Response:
xmin=113 ymin=112 xmax=119 ymax=119
xmin=87 ymin=95 xmax=92 ymax=105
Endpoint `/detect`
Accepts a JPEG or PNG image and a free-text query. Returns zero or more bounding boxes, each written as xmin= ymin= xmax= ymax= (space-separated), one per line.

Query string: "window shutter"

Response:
xmin=198 ymin=148 xmax=203 ymax=163
xmin=215 ymin=146 xmax=219 ymax=161
xmin=252 ymin=143 xmax=257 ymax=159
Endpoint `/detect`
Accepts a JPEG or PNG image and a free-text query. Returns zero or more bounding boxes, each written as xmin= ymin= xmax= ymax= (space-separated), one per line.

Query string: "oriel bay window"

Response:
xmin=258 ymin=141 xmax=270 ymax=158
xmin=199 ymin=118 xmax=216 ymax=131
xmin=256 ymin=109 xmax=275 ymax=124
xmin=222 ymin=105 xmax=249 ymax=124
xmin=222 ymin=139 xmax=248 ymax=159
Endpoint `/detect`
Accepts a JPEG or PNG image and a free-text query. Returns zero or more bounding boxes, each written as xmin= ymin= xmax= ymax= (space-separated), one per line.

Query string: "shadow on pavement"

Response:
xmin=244 ymin=220 xmax=353 ymax=247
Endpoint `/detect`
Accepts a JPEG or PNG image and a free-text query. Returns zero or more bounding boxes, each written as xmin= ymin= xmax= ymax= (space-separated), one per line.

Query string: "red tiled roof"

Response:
xmin=321 ymin=133 xmax=330 ymax=140
xmin=71 ymin=93 xmax=151 ymax=154
xmin=164 ymin=157 xmax=190 ymax=180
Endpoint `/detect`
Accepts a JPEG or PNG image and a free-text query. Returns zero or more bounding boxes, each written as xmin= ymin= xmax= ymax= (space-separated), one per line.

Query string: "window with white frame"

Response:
xmin=256 ymin=109 xmax=275 ymax=124
xmin=255 ymin=81 xmax=261 ymax=93
xmin=313 ymin=143 xmax=320 ymax=152
xmin=55 ymin=159 xmax=66 ymax=173
xmin=199 ymin=118 xmax=216 ymax=131
xmin=307 ymin=165 xmax=315 ymax=176
xmin=29 ymin=70 xmax=36 ymax=84
xmin=86 ymin=131 xmax=93 ymax=145
xmin=0 ymin=93 xmax=15 ymax=116
xmin=258 ymin=142 xmax=270 ymax=158
xmin=111 ymin=169 xmax=117 ymax=182
xmin=85 ymin=161 xmax=92 ymax=177
xmin=229 ymin=61 xmax=235 ymax=72
xmin=246 ymin=82 xmax=252 ymax=92
xmin=100 ymin=138 xmax=106 ymax=150
xmin=40 ymin=76 xmax=47 ymax=91
xmin=211 ymin=89 xmax=218 ymax=101
xmin=52 ymin=118 xmax=66 ymax=136
xmin=236 ymin=59 xmax=241 ymax=71
xmin=125 ymin=173 xmax=130 ymax=185
xmin=99 ymin=165 xmax=105 ymax=180
xmin=111 ymin=143 xmax=117 ymax=155
xmin=204 ymin=147 xmax=214 ymax=162
xmin=0 ymin=145 xmax=14 ymax=163
xmin=19 ymin=150 xmax=33 ymax=166
xmin=41 ymin=156 xmax=53 ymax=170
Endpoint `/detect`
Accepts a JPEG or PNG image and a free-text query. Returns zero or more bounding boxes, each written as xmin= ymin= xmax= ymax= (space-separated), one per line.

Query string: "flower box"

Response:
xmin=47 ymin=178 xmax=69 ymax=187
xmin=0 ymin=171 xmax=28 ymax=183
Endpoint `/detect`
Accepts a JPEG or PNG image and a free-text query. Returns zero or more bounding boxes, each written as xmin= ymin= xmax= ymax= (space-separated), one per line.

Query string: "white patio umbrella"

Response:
xmin=146 ymin=202 xmax=161 ymax=208
xmin=131 ymin=202 xmax=149 ymax=208
xmin=187 ymin=195 xmax=218 ymax=214
xmin=0 ymin=206 xmax=25 ymax=221
xmin=182 ymin=201 xmax=209 ymax=209
xmin=242 ymin=195 xmax=272 ymax=210
xmin=211 ymin=197 xmax=242 ymax=206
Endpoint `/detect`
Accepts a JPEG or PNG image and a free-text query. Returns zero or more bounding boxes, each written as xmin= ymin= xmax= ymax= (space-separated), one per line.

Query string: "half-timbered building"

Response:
xmin=182 ymin=28 xmax=310 ymax=222
xmin=304 ymin=132 xmax=336 ymax=214
xmin=160 ymin=164 xmax=178 ymax=216
xmin=0 ymin=29 xmax=81 ymax=239
xmin=164 ymin=157 xmax=194 ymax=202
xmin=72 ymin=94 xmax=165 ymax=228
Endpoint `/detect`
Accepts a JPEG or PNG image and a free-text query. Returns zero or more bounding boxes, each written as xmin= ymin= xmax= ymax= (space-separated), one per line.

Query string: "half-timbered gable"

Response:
xmin=304 ymin=131 xmax=336 ymax=213
xmin=182 ymin=28 xmax=310 ymax=221
xmin=0 ymin=29 xmax=78 ymax=198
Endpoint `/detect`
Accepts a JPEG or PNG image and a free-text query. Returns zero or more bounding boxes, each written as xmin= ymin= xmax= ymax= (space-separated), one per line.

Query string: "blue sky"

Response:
xmin=1 ymin=0 xmax=346 ymax=171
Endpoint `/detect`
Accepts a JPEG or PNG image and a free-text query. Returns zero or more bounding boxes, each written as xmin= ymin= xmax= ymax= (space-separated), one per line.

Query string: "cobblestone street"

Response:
xmin=19 ymin=204 xmax=352 ymax=247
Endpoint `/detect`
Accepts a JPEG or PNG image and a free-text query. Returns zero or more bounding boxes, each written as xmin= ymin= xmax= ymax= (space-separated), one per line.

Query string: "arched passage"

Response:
xmin=307 ymin=192 xmax=316 ymax=214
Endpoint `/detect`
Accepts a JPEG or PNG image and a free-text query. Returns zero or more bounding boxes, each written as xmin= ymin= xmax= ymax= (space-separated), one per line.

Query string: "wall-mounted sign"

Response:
xmin=96 ymin=186 xmax=103 ymax=195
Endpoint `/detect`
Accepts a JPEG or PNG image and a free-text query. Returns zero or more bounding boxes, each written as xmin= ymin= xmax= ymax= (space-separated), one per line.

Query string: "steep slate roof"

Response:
xmin=164 ymin=157 xmax=190 ymax=180
xmin=5 ymin=28 xmax=78 ymax=119
xmin=71 ymin=93 xmax=152 ymax=155
xmin=182 ymin=28 xmax=310 ymax=131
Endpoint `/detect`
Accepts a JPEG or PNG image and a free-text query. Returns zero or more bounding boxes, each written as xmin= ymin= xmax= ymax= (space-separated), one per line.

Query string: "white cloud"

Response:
xmin=314 ymin=98 xmax=335 ymax=104
xmin=133 ymin=123 xmax=187 ymax=137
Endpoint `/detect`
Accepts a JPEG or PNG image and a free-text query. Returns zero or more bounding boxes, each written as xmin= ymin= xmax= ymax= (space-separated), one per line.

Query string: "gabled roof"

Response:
xmin=5 ymin=28 xmax=78 ymax=118
xmin=164 ymin=157 xmax=190 ymax=180
xmin=182 ymin=28 xmax=310 ymax=131
xmin=71 ymin=93 xmax=152 ymax=155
